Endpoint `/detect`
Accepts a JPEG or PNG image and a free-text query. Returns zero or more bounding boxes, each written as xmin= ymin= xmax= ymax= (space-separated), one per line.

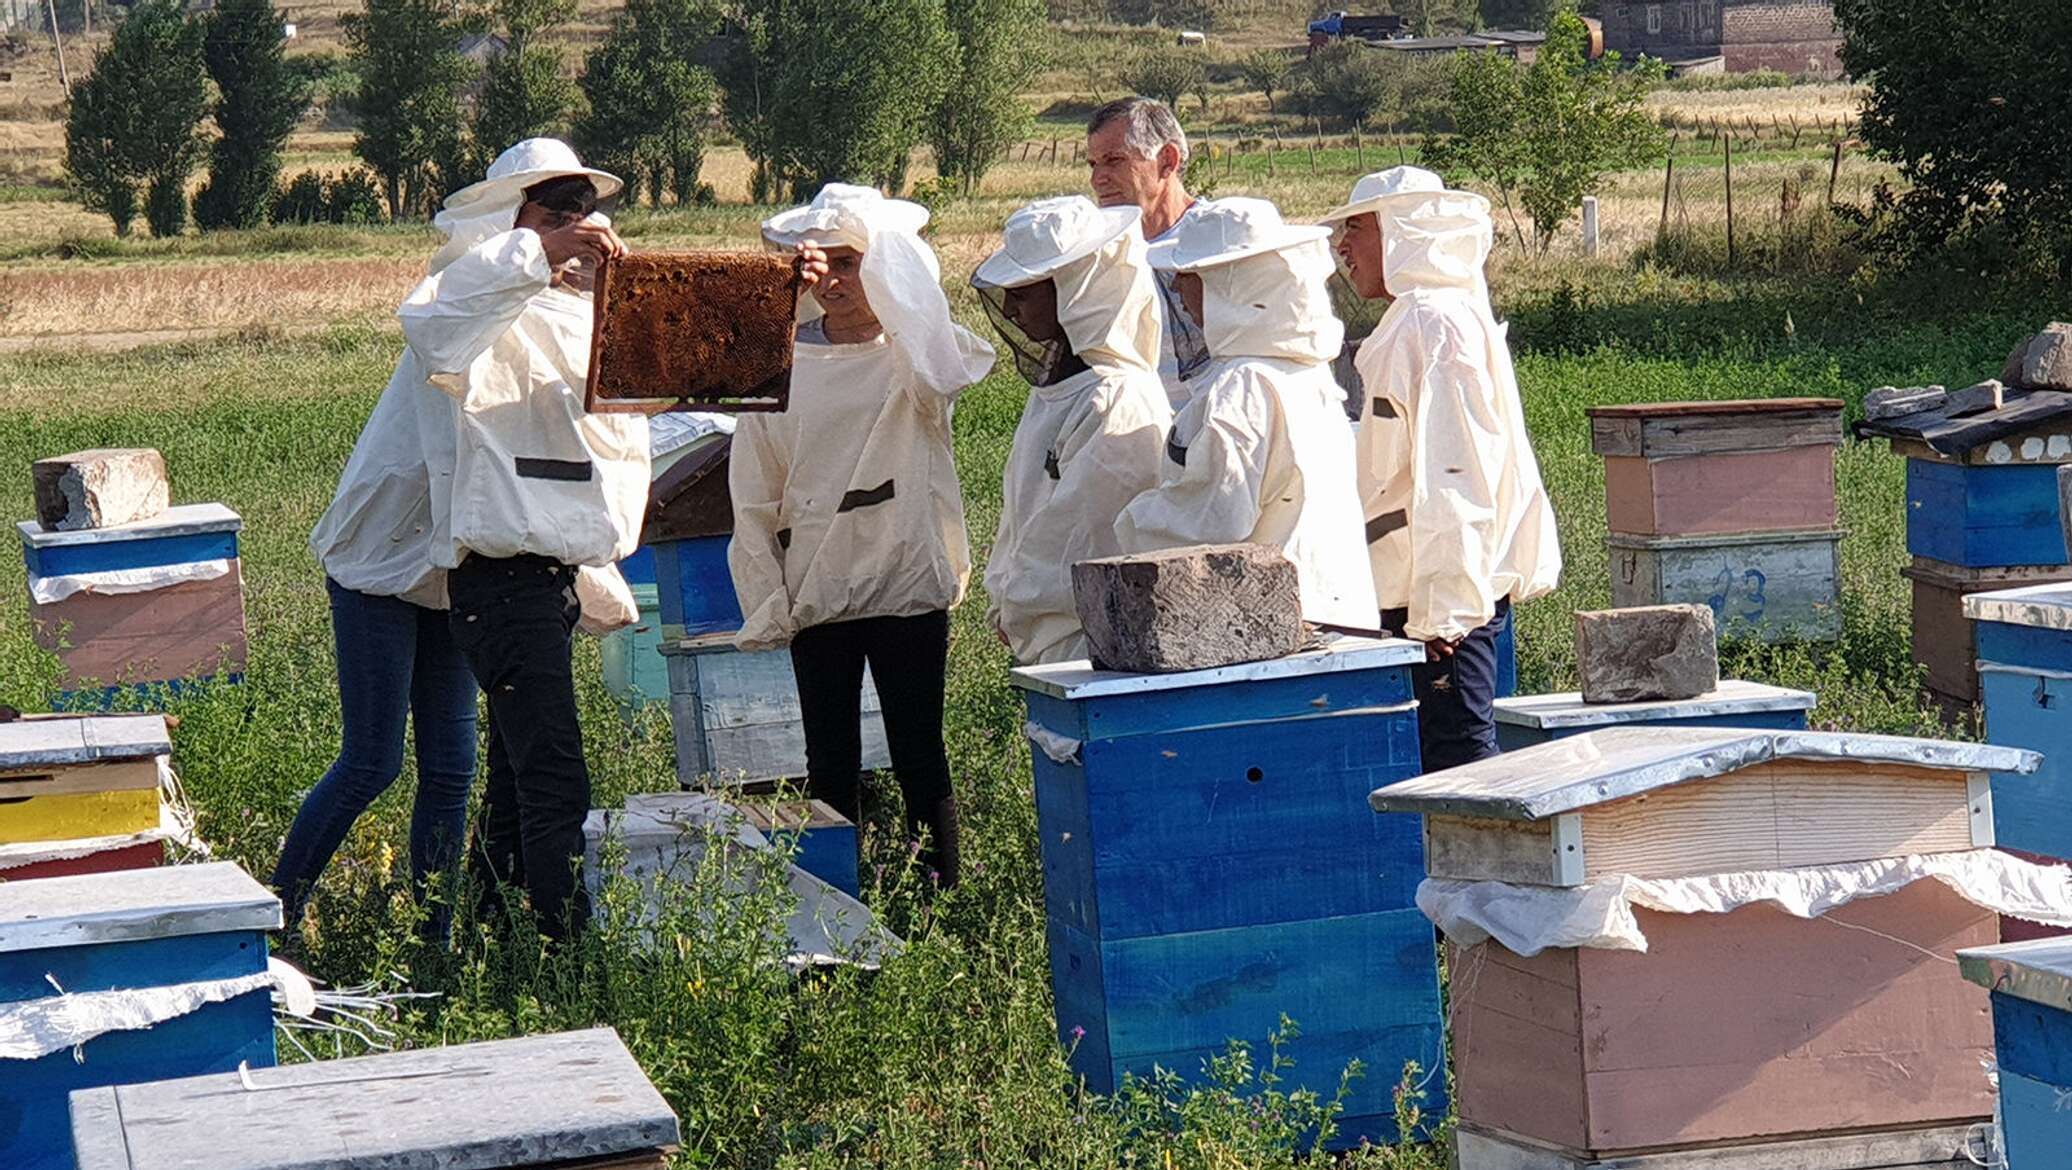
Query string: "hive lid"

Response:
xmin=1587 ymin=398 xmax=1846 ymax=419
xmin=1604 ymin=526 xmax=1846 ymax=551
xmin=1854 ymin=388 xmax=2072 ymax=458
xmin=1369 ymin=726 xmax=2039 ymax=821
xmin=66 ymin=1027 xmax=681 ymax=1170
xmin=1492 ymin=680 xmax=1816 ymax=731
xmin=1009 ymin=634 xmax=1423 ymax=701
xmin=1958 ymin=936 xmax=2072 ymax=1014
xmin=0 ymin=861 xmax=279 ymax=953
xmin=16 ymin=502 xmax=241 ymax=550
xmin=1588 ymin=398 xmax=1844 ymax=458
xmin=0 ymin=713 xmax=170 ymax=773
xmin=1963 ymin=582 xmax=2072 ymax=631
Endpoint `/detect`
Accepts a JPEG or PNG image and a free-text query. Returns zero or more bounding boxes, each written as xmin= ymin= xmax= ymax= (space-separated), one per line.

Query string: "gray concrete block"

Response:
xmin=1946 ymin=379 xmax=2005 ymax=417
xmin=1575 ymin=603 xmax=1719 ymax=704
xmin=1864 ymin=385 xmax=1947 ymax=421
xmin=1072 ymin=543 xmax=1304 ymax=673
xmin=2024 ymin=323 xmax=2072 ymax=392
xmin=32 ymin=447 xmax=169 ymax=532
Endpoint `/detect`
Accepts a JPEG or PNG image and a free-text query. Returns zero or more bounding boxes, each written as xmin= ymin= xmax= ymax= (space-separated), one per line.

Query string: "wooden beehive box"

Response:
xmin=585 ymin=252 xmax=797 ymax=414
xmin=18 ymin=503 xmax=247 ymax=697
xmin=1957 ymin=936 xmax=2072 ymax=1169
xmin=1860 ymin=388 xmax=2072 ymax=571
xmin=2 ymin=862 xmax=279 ymax=1170
xmin=1491 ymin=678 xmax=1814 ymax=751
xmin=740 ymin=798 xmax=858 ymax=897
xmin=1589 ymin=398 xmax=1843 ymax=537
xmin=1012 ymin=635 xmax=1440 ymax=1149
xmin=1370 ymin=727 xmax=2039 ymax=1165
xmin=1607 ymin=527 xmax=1843 ymax=641
xmin=0 ymin=713 xmax=171 ymax=879
xmin=68 ymin=1028 xmax=681 ymax=1170
xmin=1966 ymin=583 xmax=2072 ymax=867
xmin=660 ymin=634 xmax=889 ymax=789
xmin=1906 ymin=558 xmax=2072 ymax=714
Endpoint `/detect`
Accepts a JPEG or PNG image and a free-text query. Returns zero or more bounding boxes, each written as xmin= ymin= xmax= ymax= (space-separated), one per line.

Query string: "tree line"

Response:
xmin=63 ymin=0 xmax=1045 ymax=236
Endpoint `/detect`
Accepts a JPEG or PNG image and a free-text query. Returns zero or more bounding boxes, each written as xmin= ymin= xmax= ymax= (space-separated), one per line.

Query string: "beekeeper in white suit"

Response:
xmin=1117 ymin=196 xmax=1378 ymax=629
xmin=729 ymin=183 xmax=995 ymax=890
xmin=396 ymin=137 xmax=648 ymax=942
xmin=1320 ymin=167 xmax=1560 ymax=771
xmin=974 ymin=195 xmax=1173 ymax=665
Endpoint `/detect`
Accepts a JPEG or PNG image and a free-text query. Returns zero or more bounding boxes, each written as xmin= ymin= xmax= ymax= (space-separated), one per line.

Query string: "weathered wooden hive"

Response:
xmin=1860 ymin=389 xmax=2072 ymax=714
xmin=1589 ymin=399 xmax=1845 ymax=641
xmin=585 ymin=251 xmax=797 ymax=414
xmin=67 ymin=1027 xmax=681 ymax=1170
xmin=1 ymin=862 xmax=279 ymax=1170
xmin=1964 ymin=582 xmax=2072 ymax=942
xmin=18 ymin=503 xmax=247 ymax=701
xmin=0 ymin=713 xmax=174 ymax=880
xmin=1957 ymin=935 xmax=2072 ymax=1168
xmin=1370 ymin=727 xmax=2055 ymax=1168
xmin=1493 ymin=679 xmax=1815 ymax=751
xmin=1011 ymin=635 xmax=1440 ymax=1149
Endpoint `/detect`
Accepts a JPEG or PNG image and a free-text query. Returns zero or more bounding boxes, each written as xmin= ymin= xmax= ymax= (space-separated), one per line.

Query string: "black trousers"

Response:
xmin=448 ymin=553 xmax=592 ymax=939
xmin=789 ymin=610 xmax=959 ymax=887
xmin=1382 ymin=598 xmax=1510 ymax=775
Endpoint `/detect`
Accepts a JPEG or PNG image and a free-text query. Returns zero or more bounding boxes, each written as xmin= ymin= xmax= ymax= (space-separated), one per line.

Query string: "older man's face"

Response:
xmin=1087 ymin=119 xmax=1173 ymax=212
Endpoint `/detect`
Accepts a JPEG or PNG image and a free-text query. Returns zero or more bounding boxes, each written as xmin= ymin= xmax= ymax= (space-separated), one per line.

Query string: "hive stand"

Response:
xmin=1860 ymin=390 xmax=2072 ymax=714
xmin=1492 ymin=679 xmax=1814 ymax=751
xmin=67 ymin=1027 xmax=682 ymax=1170
xmin=0 ymin=713 xmax=172 ymax=880
xmin=1958 ymin=936 xmax=2072 ymax=1170
xmin=17 ymin=503 xmax=247 ymax=705
xmin=0 ymin=862 xmax=279 ymax=1170
xmin=1011 ymin=635 xmax=1441 ymax=1149
xmin=1965 ymin=583 xmax=2072 ymax=942
xmin=1589 ymin=399 xmax=1845 ymax=642
xmin=1371 ymin=728 xmax=2036 ymax=1167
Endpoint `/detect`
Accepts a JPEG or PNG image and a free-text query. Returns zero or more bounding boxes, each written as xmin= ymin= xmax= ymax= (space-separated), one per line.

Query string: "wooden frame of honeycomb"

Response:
xmin=584 ymin=251 xmax=798 ymax=414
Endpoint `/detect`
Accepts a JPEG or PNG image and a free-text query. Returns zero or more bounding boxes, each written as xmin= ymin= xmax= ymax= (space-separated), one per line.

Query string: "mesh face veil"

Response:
xmin=1153 ymin=271 xmax=1211 ymax=382
xmin=973 ymin=277 xmax=1077 ymax=387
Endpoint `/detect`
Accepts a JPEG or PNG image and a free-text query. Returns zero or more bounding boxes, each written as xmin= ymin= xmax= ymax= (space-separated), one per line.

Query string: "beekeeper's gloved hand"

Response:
xmin=534 ymin=217 xmax=626 ymax=272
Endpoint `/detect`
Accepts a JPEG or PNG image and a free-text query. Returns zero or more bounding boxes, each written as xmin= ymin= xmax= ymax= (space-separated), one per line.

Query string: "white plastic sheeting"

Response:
xmin=1023 ymin=721 xmax=1083 ymax=766
xmin=0 ymin=972 xmax=273 ymax=1062
xmin=1419 ymin=849 xmax=2072 ymax=956
xmin=28 ymin=558 xmax=233 ymax=606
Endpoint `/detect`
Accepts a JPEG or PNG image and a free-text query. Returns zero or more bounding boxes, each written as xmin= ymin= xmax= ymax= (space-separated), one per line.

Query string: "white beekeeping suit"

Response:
xmin=728 ymin=184 xmax=997 ymax=651
xmin=974 ymin=196 xmax=1173 ymax=665
xmin=384 ymin=139 xmax=647 ymax=608
xmin=1328 ymin=172 xmax=1560 ymax=643
xmin=1117 ymin=197 xmax=1378 ymax=629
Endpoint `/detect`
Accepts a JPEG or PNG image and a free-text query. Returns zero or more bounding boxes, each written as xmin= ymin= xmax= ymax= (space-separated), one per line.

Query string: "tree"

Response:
xmin=1834 ymin=0 xmax=2072 ymax=270
xmin=1478 ymin=0 xmax=1551 ymax=28
xmin=718 ymin=0 xmax=956 ymax=203
xmin=576 ymin=0 xmax=719 ymax=207
xmin=931 ymin=0 xmax=1043 ymax=195
xmin=1119 ymin=43 xmax=1204 ymax=111
xmin=1426 ymin=6 xmax=1661 ymax=251
xmin=1304 ymin=40 xmax=1398 ymax=129
xmin=344 ymin=0 xmax=475 ymax=220
xmin=62 ymin=0 xmax=208 ymax=237
xmin=1238 ymin=48 xmax=1290 ymax=116
xmin=472 ymin=0 xmax=582 ymax=170
xmin=196 ymin=0 xmax=310 ymax=231
xmin=1395 ymin=0 xmax=1480 ymax=36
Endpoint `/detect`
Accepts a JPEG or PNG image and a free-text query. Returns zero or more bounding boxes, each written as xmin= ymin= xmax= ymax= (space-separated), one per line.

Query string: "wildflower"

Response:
xmin=1070 ymin=1025 xmax=1086 ymax=1042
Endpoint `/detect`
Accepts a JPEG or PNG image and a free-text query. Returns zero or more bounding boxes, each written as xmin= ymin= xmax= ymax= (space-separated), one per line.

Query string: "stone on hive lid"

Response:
xmin=1947 ymin=379 xmax=2006 ymax=417
xmin=1575 ymin=604 xmax=1719 ymax=703
xmin=1864 ymin=385 xmax=1948 ymax=421
xmin=2023 ymin=322 xmax=2072 ymax=392
xmin=66 ymin=1027 xmax=681 ymax=1170
xmin=2004 ymin=334 xmax=2036 ymax=388
xmin=1071 ymin=543 xmax=1304 ymax=674
xmin=32 ymin=448 xmax=169 ymax=532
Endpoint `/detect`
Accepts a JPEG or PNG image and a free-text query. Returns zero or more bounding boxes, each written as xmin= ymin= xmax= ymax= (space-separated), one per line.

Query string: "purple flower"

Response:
xmin=1070 ymin=1025 xmax=1086 ymax=1041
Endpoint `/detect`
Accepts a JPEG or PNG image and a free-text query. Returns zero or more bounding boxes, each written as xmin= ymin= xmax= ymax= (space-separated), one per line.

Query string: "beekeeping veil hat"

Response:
xmin=1315 ymin=165 xmax=1448 ymax=226
xmin=1148 ymin=196 xmax=1344 ymax=365
xmin=972 ymin=196 xmax=1162 ymax=386
xmin=428 ymin=138 xmax=623 ymax=275
xmin=762 ymin=182 xmax=994 ymax=394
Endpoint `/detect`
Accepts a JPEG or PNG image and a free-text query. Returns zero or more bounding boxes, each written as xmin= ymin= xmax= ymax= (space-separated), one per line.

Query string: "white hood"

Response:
xmin=1197 ymin=238 xmax=1346 ymax=366
xmin=1055 ymin=229 xmax=1165 ymax=375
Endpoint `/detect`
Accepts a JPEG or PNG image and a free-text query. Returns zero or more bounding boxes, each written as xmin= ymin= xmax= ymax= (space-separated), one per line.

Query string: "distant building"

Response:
xmin=1602 ymin=0 xmax=1841 ymax=78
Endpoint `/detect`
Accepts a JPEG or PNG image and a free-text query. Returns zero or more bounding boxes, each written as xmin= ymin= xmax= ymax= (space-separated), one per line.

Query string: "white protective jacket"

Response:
xmin=1117 ymin=238 xmax=1379 ymax=629
xmin=400 ymin=226 xmax=649 ymax=572
xmin=1356 ymin=189 xmax=1560 ymax=642
xmin=984 ymin=222 xmax=1173 ymax=665
xmin=729 ymin=186 xmax=997 ymax=651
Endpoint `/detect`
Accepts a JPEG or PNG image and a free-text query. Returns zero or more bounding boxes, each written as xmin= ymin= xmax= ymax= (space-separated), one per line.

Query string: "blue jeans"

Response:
xmin=272 ymin=579 xmax=479 ymax=937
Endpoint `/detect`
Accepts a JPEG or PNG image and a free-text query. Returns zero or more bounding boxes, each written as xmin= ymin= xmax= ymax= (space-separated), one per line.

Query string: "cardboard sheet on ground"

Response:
xmin=1419 ymin=849 xmax=2072 ymax=956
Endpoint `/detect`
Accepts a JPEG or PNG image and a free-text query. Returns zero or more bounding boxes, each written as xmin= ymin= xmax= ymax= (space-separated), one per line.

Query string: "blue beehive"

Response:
xmin=1959 ymin=937 xmax=2072 ymax=1170
xmin=1493 ymin=679 xmax=1815 ymax=751
xmin=1966 ymin=583 xmax=2072 ymax=862
xmin=0 ymin=862 xmax=279 ymax=1170
xmin=1011 ymin=636 xmax=1441 ymax=1148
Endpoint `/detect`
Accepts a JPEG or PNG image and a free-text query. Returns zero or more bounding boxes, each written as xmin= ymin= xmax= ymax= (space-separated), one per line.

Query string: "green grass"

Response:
xmin=0 ymin=260 xmax=2059 ymax=1166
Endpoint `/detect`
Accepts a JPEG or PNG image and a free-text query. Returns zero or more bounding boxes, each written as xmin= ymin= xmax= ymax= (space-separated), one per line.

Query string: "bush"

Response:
xmin=326 ymin=170 xmax=387 ymax=225
xmin=1119 ymin=43 xmax=1204 ymax=111
xmin=62 ymin=0 xmax=209 ymax=237
xmin=271 ymin=171 xmax=329 ymax=225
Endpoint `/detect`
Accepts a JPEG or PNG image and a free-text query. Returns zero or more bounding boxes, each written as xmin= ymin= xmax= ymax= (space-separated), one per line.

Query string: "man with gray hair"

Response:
xmin=1086 ymin=96 xmax=1206 ymax=404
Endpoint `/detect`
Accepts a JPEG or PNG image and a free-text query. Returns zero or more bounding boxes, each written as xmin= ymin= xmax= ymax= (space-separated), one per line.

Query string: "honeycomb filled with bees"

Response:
xmin=585 ymin=252 xmax=798 ymax=413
